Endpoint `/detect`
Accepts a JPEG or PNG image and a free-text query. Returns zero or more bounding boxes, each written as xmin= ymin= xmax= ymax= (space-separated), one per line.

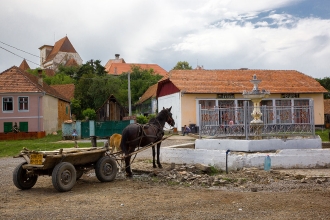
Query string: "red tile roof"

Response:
xmin=44 ymin=36 xmax=77 ymax=63
xmin=19 ymin=59 xmax=30 ymax=71
xmin=105 ymin=63 xmax=168 ymax=77
xmin=136 ymin=83 xmax=158 ymax=104
xmin=51 ymin=84 xmax=75 ymax=101
xmin=162 ymin=69 xmax=327 ymax=94
xmin=0 ymin=66 xmax=70 ymax=102
xmin=65 ymin=58 xmax=78 ymax=67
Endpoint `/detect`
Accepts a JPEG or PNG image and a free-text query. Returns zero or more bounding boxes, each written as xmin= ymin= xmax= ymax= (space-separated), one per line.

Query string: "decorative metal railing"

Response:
xmin=199 ymin=101 xmax=315 ymax=139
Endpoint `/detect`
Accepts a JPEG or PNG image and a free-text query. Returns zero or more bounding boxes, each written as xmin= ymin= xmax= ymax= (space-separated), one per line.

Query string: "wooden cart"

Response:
xmin=13 ymin=146 xmax=117 ymax=192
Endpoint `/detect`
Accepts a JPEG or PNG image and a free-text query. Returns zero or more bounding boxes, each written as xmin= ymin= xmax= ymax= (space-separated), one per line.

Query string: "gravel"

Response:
xmin=1 ymin=138 xmax=330 ymax=219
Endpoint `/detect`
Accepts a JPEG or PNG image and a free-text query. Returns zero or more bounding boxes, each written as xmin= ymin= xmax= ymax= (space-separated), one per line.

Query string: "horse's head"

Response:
xmin=162 ymin=106 xmax=175 ymax=127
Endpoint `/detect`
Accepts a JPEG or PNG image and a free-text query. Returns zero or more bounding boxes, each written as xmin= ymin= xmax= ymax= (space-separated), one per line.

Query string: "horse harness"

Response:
xmin=126 ymin=120 xmax=164 ymax=148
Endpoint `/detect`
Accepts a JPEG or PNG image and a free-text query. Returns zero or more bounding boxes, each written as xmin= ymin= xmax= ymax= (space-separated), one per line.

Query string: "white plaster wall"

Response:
xmin=54 ymin=52 xmax=83 ymax=67
xmin=42 ymin=95 xmax=58 ymax=134
xmin=160 ymin=147 xmax=330 ymax=171
xmin=158 ymin=93 xmax=181 ymax=130
xmin=195 ymin=137 xmax=322 ymax=151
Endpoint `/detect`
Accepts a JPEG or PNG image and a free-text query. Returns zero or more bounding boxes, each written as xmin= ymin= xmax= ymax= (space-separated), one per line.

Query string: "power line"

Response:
xmin=0 ymin=46 xmax=40 ymax=66
xmin=0 ymin=40 xmax=40 ymax=58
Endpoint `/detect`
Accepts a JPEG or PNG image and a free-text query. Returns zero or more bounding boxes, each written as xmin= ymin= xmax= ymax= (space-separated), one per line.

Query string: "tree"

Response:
xmin=117 ymin=65 xmax=163 ymax=106
xmin=76 ymin=59 xmax=107 ymax=80
xmin=44 ymin=73 xmax=74 ymax=85
xmin=315 ymin=77 xmax=330 ymax=98
xmin=70 ymin=98 xmax=82 ymax=120
xmin=172 ymin=61 xmax=192 ymax=70
xmin=57 ymin=64 xmax=80 ymax=78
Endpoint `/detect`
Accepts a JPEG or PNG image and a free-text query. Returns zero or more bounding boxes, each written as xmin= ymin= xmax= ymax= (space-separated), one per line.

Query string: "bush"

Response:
xmin=136 ymin=115 xmax=148 ymax=124
xmin=147 ymin=114 xmax=156 ymax=121
xmin=82 ymin=108 xmax=96 ymax=120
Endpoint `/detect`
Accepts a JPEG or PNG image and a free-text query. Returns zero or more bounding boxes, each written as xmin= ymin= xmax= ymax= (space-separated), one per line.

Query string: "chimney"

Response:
xmin=115 ymin=54 xmax=120 ymax=59
xmin=38 ymin=69 xmax=43 ymax=86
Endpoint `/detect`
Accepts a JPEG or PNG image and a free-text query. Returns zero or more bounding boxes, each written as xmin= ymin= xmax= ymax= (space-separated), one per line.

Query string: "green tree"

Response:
xmin=172 ymin=61 xmax=192 ymax=70
xmin=57 ymin=64 xmax=80 ymax=78
xmin=44 ymin=73 xmax=74 ymax=85
xmin=71 ymin=98 xmax=82 ymax=120
xmin=76 ymin=59 xmax=106 ymax=80
xmin=118 ymin=65 xmax=162 ymax=106
xmin=315 ymin=77 xmax=330 ymax=98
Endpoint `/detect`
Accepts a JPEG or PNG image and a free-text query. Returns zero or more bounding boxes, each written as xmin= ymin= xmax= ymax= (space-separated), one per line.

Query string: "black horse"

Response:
xmin=120 ymin=107 xmax=175 ymax=177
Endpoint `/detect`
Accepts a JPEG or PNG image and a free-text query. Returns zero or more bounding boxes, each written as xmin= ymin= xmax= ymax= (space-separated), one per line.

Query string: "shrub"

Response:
xmin=82 ymin=108 xmax=96 ymax=120
xmin=136 ymin=114 xmax=148 ymax=124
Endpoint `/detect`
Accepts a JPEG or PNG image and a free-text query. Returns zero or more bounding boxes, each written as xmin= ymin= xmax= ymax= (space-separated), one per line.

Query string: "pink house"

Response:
xmin=0 ymin=66 xmax=72 ymax=135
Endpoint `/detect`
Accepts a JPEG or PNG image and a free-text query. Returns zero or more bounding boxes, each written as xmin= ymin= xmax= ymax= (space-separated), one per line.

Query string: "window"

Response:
xmin=18 ymin=97 xmax=29 ymax=111
xmin=3 ymin=97 xmax=13 ymax=111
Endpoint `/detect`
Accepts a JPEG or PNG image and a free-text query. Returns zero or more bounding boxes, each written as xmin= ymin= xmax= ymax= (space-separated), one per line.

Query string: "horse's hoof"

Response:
xmin=153 ymin=165 xmax=157 ymax=168
xmin=126 ymin=173 xmax=133 ymax=178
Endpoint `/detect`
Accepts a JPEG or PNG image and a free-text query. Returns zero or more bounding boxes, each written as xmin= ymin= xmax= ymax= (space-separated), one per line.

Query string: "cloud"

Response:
xmin=0 ymin=0 xmax=329 ymax=78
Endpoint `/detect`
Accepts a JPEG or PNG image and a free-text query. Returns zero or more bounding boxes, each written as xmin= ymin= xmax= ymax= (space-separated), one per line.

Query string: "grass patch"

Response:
xmin=209 ymin=165 xmax=222 ymax=176
xmin=0 ymin=131 xmax=104 ymax=158
xmin=315 ymin=129 xmax=330 ymax=142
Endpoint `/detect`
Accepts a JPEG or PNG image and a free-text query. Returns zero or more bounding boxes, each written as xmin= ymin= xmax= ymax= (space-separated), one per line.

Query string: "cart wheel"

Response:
xmin=95 ymin=156 xmax=117 ymax=182
xmin=13 ymin=162 xmax=38 ymax=190
xmin=52 ymin=162 xmax=76 ymax=192
xmin=76 ymin=169 xmax=84 ymax=180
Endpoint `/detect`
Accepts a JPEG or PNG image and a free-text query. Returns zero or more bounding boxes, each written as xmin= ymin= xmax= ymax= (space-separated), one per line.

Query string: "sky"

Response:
xmin=1 ymin=0 xmax=330 ymax=79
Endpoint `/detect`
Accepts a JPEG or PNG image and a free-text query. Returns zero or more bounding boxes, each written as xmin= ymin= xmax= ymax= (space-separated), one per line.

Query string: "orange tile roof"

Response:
xmin=19 ymin=59 xmax=30 ymax=71
xmin=105 ymin=63 xmax=168 ymax=77
xmin=44 ymin=36 xmax=77 ymax=63
xmin=163 ymin=69 xmax=327 ymax=94
xmin=0 ymin=66 xmax=69 ymax=102
xmin=65 ymin=58 xmax=78 ymax=67
xmin=324 ymin=99 xmax=330 ymax=114
xmin=136 ymin=83 xmax=158 ymax=104
xmin=51 ymin=84 xmax=75 ymax=101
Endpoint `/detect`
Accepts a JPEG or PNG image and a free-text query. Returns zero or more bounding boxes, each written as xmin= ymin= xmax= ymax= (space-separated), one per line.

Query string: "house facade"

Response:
xmin=0 ymin=66 xmax=71 ymax=134
xmin=156 ymin=69 xmax=327 ymax=131
xmin=39 ymin=36 xmax=82 ymax=71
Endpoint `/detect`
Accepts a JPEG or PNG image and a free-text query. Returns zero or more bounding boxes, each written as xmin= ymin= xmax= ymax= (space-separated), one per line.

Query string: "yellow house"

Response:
xmin=156 ymin=69 xmax=327 ymax=131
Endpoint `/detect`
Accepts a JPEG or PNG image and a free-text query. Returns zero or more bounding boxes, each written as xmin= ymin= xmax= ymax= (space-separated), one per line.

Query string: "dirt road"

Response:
xmin=1 ymin=137 xmax=330 ymax=219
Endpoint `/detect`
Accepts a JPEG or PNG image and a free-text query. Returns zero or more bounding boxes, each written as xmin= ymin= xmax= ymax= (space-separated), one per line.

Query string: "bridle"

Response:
xmin=164 ymin=110 xmax=175 ymax=128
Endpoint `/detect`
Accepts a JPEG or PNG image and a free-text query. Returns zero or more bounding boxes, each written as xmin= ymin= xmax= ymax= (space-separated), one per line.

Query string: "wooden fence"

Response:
xmin=0 ymin=131 xmax=46 ymax=141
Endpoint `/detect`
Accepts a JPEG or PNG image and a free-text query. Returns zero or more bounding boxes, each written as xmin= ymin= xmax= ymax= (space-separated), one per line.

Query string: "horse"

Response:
xmin=120 ymin=107 xmax=175 ymax=177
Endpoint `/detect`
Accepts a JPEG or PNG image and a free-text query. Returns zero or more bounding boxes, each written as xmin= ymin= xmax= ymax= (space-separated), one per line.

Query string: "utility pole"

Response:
xmin=128 ymin=72 xmax=132 ymax=116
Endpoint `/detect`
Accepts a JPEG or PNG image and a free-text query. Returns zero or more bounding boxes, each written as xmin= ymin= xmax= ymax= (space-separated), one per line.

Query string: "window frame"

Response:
xmin=2 ymin=97 xmax=14 ymax=112
xmin=18 ymin=96 xmax=29 ymax=111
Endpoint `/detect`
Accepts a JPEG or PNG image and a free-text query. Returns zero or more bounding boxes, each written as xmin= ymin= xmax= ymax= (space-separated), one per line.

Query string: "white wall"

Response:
xmin=160 ymin=147 xmax=330 ymax=170
xmin=158 ymin=92 xmax=181 ymax=130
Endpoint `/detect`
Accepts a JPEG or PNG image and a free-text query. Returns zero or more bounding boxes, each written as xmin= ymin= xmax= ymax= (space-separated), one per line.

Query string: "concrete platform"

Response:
xmin=160 ymin=135 xmax=330 ymax=170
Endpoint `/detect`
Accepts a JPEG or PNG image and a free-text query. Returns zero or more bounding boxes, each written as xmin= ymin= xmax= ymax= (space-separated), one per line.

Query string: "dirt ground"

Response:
xmin=1 ymin=138 xmax=330 ymax=219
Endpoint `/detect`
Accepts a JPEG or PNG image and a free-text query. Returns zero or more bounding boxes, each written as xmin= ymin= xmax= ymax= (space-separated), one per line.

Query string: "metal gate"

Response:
xmin=95 ymin=120 xmax=130 ymax=138
xmin=81 ymin=121 xmax=90 ymax=138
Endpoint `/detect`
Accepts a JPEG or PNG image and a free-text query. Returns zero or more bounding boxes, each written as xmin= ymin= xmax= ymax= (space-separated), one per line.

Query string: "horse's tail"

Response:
xmin=120 ymin=127 xmax=129 ymax=155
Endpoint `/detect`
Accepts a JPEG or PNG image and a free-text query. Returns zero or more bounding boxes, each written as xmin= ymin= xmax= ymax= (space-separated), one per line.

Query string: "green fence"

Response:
xmin=80 ymin=120 xmax=131 ymax=139
xmin=95 ymin=120 xmax=130 ymax=138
